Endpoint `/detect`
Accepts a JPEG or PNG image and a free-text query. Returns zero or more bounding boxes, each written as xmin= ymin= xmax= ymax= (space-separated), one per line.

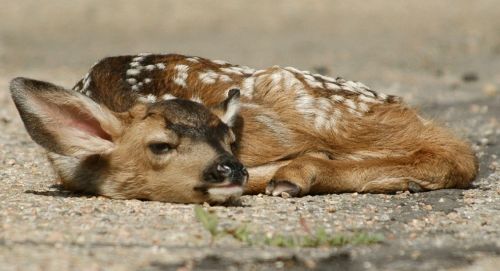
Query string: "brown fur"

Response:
xmin=10 ymin=54 xmax=478 ymax=203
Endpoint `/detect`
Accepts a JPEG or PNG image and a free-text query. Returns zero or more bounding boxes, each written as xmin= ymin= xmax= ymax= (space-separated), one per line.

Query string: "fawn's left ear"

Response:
xmin=212 ymin=88 xmax=241 ymax=127
xmin=9 ymin=77 xmax=124 ymax=158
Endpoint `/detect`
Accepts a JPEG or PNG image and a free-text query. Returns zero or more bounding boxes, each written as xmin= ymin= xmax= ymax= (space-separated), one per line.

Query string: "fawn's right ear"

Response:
xmin=9 ymin=77 xmax=123 ymax=158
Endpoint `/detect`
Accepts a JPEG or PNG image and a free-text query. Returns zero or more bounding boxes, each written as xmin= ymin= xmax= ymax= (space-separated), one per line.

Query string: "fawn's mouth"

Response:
xmin=195 ymin=182 xmax=244 ymax=203
xmin=208 ymin=185 xmax=243 ymax=201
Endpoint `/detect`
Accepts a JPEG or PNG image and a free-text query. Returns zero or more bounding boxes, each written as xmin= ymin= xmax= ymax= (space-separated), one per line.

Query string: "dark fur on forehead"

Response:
xmin=147 ymin=99 xmax=229 ymax=140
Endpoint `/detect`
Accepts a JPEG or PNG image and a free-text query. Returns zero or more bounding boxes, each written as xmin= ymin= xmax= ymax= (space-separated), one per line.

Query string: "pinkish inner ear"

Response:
xmin=35 ymin=96 xmax=112 ymax=141
xmin=10 ymin=77 xmax=119 ymax=158
xmin=62 ymin=106 xmax=112 ymax=141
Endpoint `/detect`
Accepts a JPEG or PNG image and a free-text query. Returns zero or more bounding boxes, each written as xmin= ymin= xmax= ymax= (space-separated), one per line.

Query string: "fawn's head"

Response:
xmin=10 ymin=78 xmax=247 ymax=203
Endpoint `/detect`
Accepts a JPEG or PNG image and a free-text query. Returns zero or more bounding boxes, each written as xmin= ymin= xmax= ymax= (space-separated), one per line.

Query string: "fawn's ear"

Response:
xmin=212 ymin=88 xmax=241 ymax=127
xmin=9 ymin=77 xmax=123 ymax=158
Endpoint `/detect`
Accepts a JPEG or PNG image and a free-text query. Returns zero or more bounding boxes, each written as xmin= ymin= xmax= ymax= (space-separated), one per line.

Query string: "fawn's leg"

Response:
xmin=244 ymin=161 xmax=291 ymax=194
xmin=265 ymin=148 xmax=476 ymax=197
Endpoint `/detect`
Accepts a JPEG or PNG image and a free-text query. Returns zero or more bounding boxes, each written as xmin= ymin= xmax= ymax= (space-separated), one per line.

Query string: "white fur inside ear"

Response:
xmin=221 ymin=94 xmax=240 ymax=127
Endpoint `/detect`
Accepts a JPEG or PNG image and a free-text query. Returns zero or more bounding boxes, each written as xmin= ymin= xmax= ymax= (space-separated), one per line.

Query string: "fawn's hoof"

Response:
xmin=408 ymin=181 xmax=424 ymax=193
xmin=265 ymin=180 xmax=301 ymax=197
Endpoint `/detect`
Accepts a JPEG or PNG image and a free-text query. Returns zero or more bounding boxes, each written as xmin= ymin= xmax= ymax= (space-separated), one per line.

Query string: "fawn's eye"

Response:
xmin=148 ymin=142 xmax=173 ymax=155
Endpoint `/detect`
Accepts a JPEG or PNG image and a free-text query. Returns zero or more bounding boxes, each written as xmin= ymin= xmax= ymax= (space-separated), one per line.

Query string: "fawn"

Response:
xmin=10 ymin=54 xmax=478 ymax=203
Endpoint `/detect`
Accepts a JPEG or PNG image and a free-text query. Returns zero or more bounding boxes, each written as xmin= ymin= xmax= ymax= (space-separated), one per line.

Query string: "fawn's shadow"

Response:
xmin=24 ymin=184 xmax=248 ymax=206
xmin=24 ymin=184 xmax=96 ymax=199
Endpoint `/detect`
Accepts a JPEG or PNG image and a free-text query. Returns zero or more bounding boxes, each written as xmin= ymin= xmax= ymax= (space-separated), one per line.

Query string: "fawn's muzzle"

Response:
xmin=203 ymin=157 xmax=248 ymax=186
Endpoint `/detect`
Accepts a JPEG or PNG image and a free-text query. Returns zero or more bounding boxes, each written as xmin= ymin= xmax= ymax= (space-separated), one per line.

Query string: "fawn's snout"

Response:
xmin=204 ymin=155 xmax=248 ymax=186
xmin=196 ymin=154 xmax=248 ymax=203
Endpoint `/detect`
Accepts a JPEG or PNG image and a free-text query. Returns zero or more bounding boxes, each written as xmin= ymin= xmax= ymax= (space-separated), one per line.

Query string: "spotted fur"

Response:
xmin=11 ymin=53 xmax=478 ymax=203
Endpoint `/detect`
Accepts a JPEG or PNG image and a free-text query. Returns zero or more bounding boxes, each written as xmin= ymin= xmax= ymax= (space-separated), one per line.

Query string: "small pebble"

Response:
xmin=479 ymin=138 xmax=489 ymax=145
xmin=327 ymin=207 xmax=337 ymax=213
xmin=378 ymin=214 xmax=391 ymax=221
xmin=462 ymin=72 xmax=479 ymax=82
xmin=482 ymin=83 xmax=497 ymax=96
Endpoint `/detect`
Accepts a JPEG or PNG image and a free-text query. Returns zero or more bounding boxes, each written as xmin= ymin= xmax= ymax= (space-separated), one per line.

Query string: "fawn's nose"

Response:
xmin=216 ymin=164 xmax=233 ymax=177
xmin=204 ymin=159 xmax=248 ymax=185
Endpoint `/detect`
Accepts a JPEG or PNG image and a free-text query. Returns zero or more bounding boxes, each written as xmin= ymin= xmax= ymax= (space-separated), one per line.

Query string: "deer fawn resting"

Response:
xmin=10 ymin=54 xmax=478 ymax=203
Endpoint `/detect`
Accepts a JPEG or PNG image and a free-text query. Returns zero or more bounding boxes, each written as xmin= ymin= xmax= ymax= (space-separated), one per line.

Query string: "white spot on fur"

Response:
xmin=325 ymin=82 xmax=341 ymax=90
xmin=314 ymin=114 xmax=328 ymax=130
xmin=219 ymin=74 xmax=232 ymax=83
xmin=241 ymin=66 xmax=255 ymax=75
xmin=190 ymin=96 xmax=202 ymax=103
xmin=175 ymin=64 xmax=189 ymax=73
xmin=220 ymin=67 xmax=243 ymax=75
xmin=212 ymin=59 xmax=229 ymax=65
xmin=358 ymin=102 xmax=369 ymax=112
xmin=270 ymin=72 xmax=283 ymax=86
xmin=186 ymin=57 xmax=199 ymax=63
xmin=241 ymin=103 xmax=261 ymax=109
xmin=303 ymin=74 xmax=315 ymax=81
xmin=344 ymin=99 xmax=357 ymax=110
xmin=199 ymin=71 xmax=218 ymax=84
xmin=129 ymin=62 xmax=140 ymax=68
xmin=340 ymin=83 xmax=355 ymax=92
xmin=295 ymin=89 xmax=316 ymax=116
xmin=126 ymin=78 xmax=137 ymax=85
xmin=161 ymin=93 xmax=177 ymax=100
xmin=352 ymin=81 xmax=364 ymax=89
xmin=317 ymin=74 xmax=336 ymax=83
xmin=356 ymin=81 xmax=370 ymax=89
xmin=284 ymin=66 xmax=302 ymax=74
xmin=126 ymin=69 xmax=141 ymax=76
xmin=254 ymin=69 xmax=267 ymax=76
xmin=147 ymin=94 xmax=156 ymax=102
xmin=156 ymin=63 xmax=166 ymax=70
xmin=173 ymin=64 xmax=189 ymax=87
xmin=145 ymin=94 xmax=157 ymax=102
xmin=241 ymin=77 xmax=255 ymax=97
xmin=358 ymin=95 xmax=380 ymax=104
xmin=145 ymin=65 xmax=156 ymax=71
xmin=333 ymin=108 xmax=342 ymax=119
xmin=255 ymin=113 xmax=292 ymax=144
xmin=302 ymin=74 xmax=323 ymax=88
xmin=317 ymin=98 xmax=332 ymax=112
xmin=132 ymin=56 xmax=144 ymax=62
xmin=359 ymin=89 xmax=375 ymax=97
xmin=313 ymin=98 xmax=334 ymax=130
xmin=131 ymin=85 xmax=139 ymax=91
xmin=144 ymin=78 xmax=152 ymax=84
xmin=281 ymin=69 xmax=298 ymax=89
xmin=331 ymin=94 xmax=345 ymax=102
xmin=305 ymin=78 xmax=323 ymax=89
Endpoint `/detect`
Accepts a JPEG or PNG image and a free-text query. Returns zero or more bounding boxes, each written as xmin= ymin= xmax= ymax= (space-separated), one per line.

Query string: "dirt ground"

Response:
xmin=0 ymin=1 xmax=499 ymax=270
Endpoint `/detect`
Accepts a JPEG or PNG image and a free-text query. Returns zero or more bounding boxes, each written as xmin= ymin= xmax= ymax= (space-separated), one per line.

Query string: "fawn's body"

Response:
xmin=10 ymin=54 xmax=477 ymax=203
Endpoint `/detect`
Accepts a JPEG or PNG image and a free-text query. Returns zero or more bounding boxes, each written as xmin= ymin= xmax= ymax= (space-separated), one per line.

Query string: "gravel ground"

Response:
xmin=1 ymin=1 xmax=499 ymax=270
